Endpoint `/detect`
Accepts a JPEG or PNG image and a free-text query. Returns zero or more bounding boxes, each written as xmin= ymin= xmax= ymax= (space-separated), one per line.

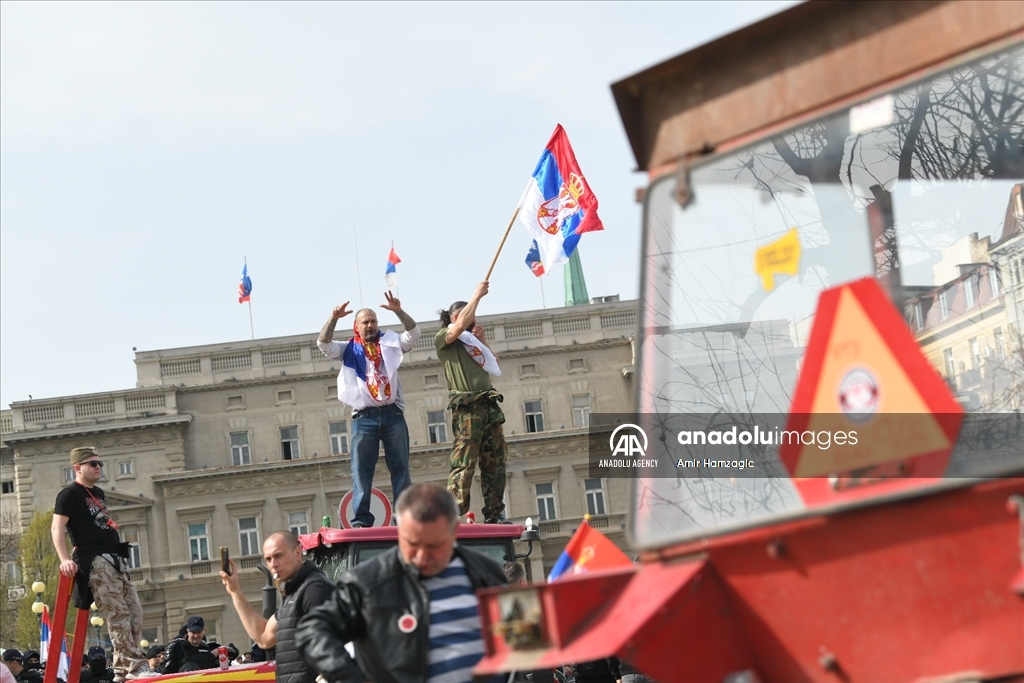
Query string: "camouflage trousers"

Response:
xmin=447 ymin=396 xmax=507 ymax=520
xmin=89 ymin=557 xmax=146 ymax=676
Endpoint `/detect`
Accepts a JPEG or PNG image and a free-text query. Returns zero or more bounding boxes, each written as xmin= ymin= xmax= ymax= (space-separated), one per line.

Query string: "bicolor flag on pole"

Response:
xmin=40 ymin=605 xmax=70 ymax=682
xmin=519 ymin=124 xmax=604 ymax=271
xmin=238 ymin=264 xmax=252 ymax=303
xmin=384 ymin=248 xmax=401 ymax=288
xmin=547 ymin=517 xmax=631 ymax=582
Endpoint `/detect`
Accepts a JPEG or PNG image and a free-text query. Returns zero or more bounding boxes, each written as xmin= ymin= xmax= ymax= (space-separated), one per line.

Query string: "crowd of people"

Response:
xmin=2 ymin=283 xmax=659 ymax=683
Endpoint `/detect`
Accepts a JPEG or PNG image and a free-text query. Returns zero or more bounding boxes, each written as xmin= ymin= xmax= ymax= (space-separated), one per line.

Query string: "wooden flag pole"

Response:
xmin=484 ymin=205 xmax=522 ymax=281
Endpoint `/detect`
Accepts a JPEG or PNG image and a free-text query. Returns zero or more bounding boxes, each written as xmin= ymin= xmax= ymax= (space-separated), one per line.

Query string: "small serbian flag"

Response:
xmin=385 ymin=248 xmax=401 ymax=288
xmin=547 ymin=517 xmax=631 ymax=582
xmin=238 ymin=264 xmax=252 ymax=303
xmin=525 ymin=240 xmax=545 ymax=277
xmin=518 ymin=124 xmax=604 ymax=271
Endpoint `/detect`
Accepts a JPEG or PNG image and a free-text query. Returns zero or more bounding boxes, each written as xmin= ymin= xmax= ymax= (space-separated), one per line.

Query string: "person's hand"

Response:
xmin=220 ymin=559 xmax=240 ymax=593
xmin=474 ymin=281 xmax=490 ymax=299
xmin=471 ymin=324 xmax=486 ymax=342
xmin=380 ymin=291 xmax=401 ymax=312
xmin=59 ymin=559 xmax=78 ymax=578
xmin=331 ymin=303 xmax=352 ymax=320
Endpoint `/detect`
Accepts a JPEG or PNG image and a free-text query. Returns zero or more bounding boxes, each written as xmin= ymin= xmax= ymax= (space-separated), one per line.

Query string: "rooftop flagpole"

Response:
xmin=245 ymin=257 xmax=254 ymax=339
xmin=353 ymin=217 xmax=364 ymax=309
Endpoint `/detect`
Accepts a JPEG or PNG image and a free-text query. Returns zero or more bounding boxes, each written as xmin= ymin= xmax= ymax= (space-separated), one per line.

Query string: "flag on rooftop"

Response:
xmin=547 ymin=517 xmax=631 ymax=582
xmin=385 ymin=248 xmax=401 ymax=288
xmin=525 ymin=240 xmax=545 ymax=277
xmin=238 ymin=263 xmax=252 ymax=303
xmin=518 ymin=124 xmax=604 ymax=272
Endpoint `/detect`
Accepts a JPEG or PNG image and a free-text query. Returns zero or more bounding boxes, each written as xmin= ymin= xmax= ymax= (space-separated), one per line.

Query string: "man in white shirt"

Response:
xmin=317 ymin=292 xmax=421 ymax=527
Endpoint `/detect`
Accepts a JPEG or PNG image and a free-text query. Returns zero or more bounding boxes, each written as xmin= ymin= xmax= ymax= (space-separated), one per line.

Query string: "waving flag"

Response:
xmin=547 ymin=518 xmax=631 ymax=582
xmin=524 ymin=240 xmax=545 ymax=277
xmin=238 ymin=264 xmax=252 ymax=303
xmin=40 ymin=605 xmax=70 ymax=682
xmin=385 ymin=248 xmax=401 ymax=288
xmin=518 ymin=124 xmax=604 ymax=271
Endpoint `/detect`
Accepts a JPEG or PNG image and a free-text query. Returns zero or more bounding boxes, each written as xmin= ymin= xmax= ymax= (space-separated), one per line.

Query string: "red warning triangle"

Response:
xmin=781 ymin=278 xmax=963 ymax=504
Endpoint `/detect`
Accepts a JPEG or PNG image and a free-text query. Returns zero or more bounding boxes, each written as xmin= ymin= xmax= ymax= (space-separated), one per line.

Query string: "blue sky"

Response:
xmin=1 ymin=1 xmax=795 ymax=408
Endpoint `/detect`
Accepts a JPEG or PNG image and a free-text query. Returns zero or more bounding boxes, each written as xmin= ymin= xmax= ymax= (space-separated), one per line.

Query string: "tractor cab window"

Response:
xmin=633 ymin=44 xmax=1024 ymax=549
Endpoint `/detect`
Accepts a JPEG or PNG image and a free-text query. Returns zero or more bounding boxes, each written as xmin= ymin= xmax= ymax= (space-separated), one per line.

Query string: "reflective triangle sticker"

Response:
xmin=781 ymin=277 xmax=963 ymax=504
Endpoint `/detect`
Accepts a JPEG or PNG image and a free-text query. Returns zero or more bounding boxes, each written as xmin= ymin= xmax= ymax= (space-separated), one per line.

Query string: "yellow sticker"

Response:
xmin=755 ymin=228 xmax=801 ymax=291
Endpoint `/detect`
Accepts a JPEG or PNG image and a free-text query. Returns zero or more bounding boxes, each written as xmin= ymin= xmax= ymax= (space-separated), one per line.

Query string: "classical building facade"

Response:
xmin=1 ymin=299 xmax=637 ymax=648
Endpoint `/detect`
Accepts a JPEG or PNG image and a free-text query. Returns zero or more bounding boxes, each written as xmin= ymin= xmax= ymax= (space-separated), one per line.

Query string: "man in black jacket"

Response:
xmin=2 ymin=650 xmax=43 ymax=683
xmin=220 ymin=531 xmax=333 ymax=683
xmin=297 ymin=483 xmax=507 ymax=683
xmin=81 ymin=647 xmax=115 ymax=683
xmin=161 ymin=617 xmax=237 ymax=674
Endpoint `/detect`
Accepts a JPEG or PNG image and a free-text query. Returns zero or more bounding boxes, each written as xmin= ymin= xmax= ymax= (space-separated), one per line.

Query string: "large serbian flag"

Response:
xmin=518 ymin=124 xmax=604 ymax=271
xmin=547 ymin=518 xmax=631 ymax=582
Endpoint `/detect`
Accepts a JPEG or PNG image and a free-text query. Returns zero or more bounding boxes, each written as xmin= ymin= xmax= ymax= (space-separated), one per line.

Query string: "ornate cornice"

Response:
xmin=9 ymin=422 xmax=188 ymax=456
xmin=3 ymin=415 xmax=192 ymax=447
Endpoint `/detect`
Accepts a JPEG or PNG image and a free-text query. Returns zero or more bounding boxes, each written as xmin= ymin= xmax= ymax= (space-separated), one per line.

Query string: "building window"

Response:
xmin=427 ymin=411 xmax=448 ymax=444
xmin=1 ymin=481 xmax=13 ymax=495
xmin=995 ymin=327 xmax=1005 ymax=358
xmin=520 ymin=363 xmax=538 ymax=377
xmin=117 ymin=461 xmax=134 ymax=477
xmin=535 ymin=482 xmax=557 ymax=521
xmin=964 ymin=277 xmax=976 ymax=309
xmin=329 ymin=422 xmax=349 ymax=455
xmin=5 ymin=561 xmax=22 ymax=583
xmin=277 ymin=390 xmax=293 ymax=403
xmin=938 ymin=290 xmax=949 ymax=319
xmin=990 ymin=267 xmax=1001 ymax=297
xmin=525 ymin=400 xmax=545 ymax=433
xmin=571 ymin=395 xmax=591 ymax=428
xmin=64 ymin=468 xmax=75 ymax=483
xmin=584 ymin=478 xmax=606 ymax=516
xmin=288 ymin=511 xmax=309 ymax=537
xmin=970 ymin=338 xmax=981 ymax=368
xmin=227 ymin=395 xmax=245 ymax=409
xmin=280 ymin=427 xmax=301 ymax=460
xmin=424 ymin=374 xmax=439 ymax=387
xmin=238 ymin=517 xmax=259 ymax=556
xmin=568 ymin=358 xmax=586 ymax=371
xmin=122 ymin=529 xmax=142 ymax=569
xmin=911 ymin=302 xmax=923 ymax=331
xmin=188 ymin=523 xmax=210 ymax=562
xmin=231 ymin=432 xmax=252 ymax=466
xmin=327 ymin=385 xmax=338 ymax=399
xmin=944 ymin=348 xmax=955 ymax=378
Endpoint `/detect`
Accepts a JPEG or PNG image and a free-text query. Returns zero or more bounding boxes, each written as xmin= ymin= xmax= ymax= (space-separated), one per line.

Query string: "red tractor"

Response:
xmin=476 ymin=3 xmax=1024 ymax=681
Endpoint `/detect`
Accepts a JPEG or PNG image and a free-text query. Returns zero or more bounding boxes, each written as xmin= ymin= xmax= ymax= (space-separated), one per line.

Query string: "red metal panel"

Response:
xmin=479 ymin=479 xmax=1024 ymax=681
xmin=476 ymin=561 xmax=756 ymax=682
xmin=708 ymin=478 xmax=1024 ymax=681
xmin=300 ymin=523 xmax=526 ymax=550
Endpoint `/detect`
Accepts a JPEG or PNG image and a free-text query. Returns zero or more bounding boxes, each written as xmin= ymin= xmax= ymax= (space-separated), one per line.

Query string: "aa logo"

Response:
xmin=609 ymin=424 xmax=648 ymax=457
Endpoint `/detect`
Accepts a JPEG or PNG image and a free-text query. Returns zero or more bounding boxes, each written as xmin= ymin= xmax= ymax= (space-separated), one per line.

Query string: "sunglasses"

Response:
xmin=80 ymin=460 xmax=104 ymax=468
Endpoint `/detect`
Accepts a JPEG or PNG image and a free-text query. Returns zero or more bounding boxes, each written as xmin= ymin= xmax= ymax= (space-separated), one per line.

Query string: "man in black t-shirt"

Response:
xmin=52 ymin=447 xmax=154 ymax=681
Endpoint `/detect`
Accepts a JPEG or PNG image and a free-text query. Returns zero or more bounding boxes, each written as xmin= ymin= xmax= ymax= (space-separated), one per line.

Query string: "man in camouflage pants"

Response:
xmin=52 ymin=447 xmax=155 ymax=681
xmin=436 ymin=281 xmax=509 ymax=523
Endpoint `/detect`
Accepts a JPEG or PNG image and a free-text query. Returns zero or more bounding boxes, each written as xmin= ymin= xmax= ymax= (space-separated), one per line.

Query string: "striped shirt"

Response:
xmin=421 ymin=557 xmax=484 ymax=683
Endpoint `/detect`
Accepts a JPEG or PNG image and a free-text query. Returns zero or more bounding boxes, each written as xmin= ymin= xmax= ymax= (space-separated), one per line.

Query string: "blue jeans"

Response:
xmin=350 ymin=404 xmax=412 ymax=526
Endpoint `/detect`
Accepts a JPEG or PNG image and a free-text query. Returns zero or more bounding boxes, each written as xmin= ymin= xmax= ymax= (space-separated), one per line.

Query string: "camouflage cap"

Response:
xmin=70 ymin=447 xmax=98 ymax=464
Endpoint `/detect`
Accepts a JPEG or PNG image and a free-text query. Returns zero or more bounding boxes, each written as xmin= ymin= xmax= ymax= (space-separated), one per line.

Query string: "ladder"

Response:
xmin=43 ymin=572 xmax=90 ymax=683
